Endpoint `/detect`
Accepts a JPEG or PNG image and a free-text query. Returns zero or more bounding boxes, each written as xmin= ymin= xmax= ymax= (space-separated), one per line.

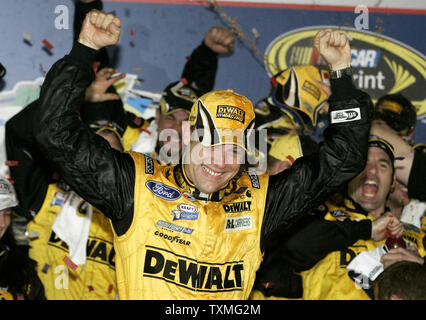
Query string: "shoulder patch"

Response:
xmin=247 ymin=171 xmax=260 ymax=189
xmin=331 ymin=209 xmax=350 ymax=219
xmin=145 ymin=156 xmax=154 ymax=175
xmin=330 ymin=108 xmax=361 ymax=124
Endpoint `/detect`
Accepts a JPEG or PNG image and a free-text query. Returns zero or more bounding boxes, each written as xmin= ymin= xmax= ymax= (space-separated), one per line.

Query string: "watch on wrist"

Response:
xmin=329 ymin=67 xmax=352 ymax=79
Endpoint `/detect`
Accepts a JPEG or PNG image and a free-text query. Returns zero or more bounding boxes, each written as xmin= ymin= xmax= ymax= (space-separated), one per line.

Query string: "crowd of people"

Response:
xmin=0 ymin=0 xmax=425 ymax=300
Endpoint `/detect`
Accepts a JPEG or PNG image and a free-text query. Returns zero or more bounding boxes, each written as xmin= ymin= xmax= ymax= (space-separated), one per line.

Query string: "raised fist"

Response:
xmin=204 ymin=26 xmax=235 ymax=54
xmin=78 ymin=10 xmax=121 ymax=51
xmin=314 ymin=29 xmax=351 ymax=71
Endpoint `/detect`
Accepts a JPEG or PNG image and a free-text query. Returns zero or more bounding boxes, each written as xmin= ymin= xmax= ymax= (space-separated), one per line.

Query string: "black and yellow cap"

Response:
xmin=160 ymin=80 xmax=199 ymax=115
xmin=189 ymin=90 xmax=256 ymax=153
xmin=368 ymin=135 xmax=395 ymax=164
xmin=271 ymin=65 xmax=329 ymax=127
xmin=374 ymin=94 xmax=417 ymax=134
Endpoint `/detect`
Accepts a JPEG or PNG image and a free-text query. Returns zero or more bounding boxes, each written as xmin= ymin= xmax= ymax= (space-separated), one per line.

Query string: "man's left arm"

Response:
xmin=181 ymin=26 xmax=234 ymax=94
xmin=261 ymin=30 xmax=373 ymax=244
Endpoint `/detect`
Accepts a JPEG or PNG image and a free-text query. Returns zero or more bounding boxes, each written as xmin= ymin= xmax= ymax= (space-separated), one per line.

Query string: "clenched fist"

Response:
xmin=204 ymin=26 xmax=235 ymax=54
xmin=314 ymin=29 xmax=351 ymax=71
xmin=78 ymin=10 xmax=122 ymax=51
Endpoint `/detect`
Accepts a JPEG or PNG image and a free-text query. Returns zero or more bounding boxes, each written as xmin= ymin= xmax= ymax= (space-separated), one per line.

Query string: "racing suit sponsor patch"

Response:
xmin=330 ymin=108 xmax=361 ymax=123
xmin=247 ymin=172 xmax=260 ymax=189
xmin=222 ymin=201 xmax=252 ymax=213
xmin=143 ymin=245 xmax=244 ymax=292
xmin=171 ymin=204 xmax=199 ymax=221
xmin=331 ymin=209 xmax=350 ymax=220
xmin=224 ymin=216 xmax=253 ymax=231
xmin=146 ymin=180 xmax=181 ymax=201
xmin=154 ymin=231 xmax=191 ymax=246
xmin=50 ymin=191 xmax=66 ymax=207
xmin=145 ymin=157 xmax=154 ymax=175
xmin=156 ymin=220 xmax=194 ymax=234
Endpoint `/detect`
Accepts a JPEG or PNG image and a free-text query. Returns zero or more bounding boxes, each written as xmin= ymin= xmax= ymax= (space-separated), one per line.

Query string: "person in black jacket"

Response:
xmin=0 ymin=177 xmax=45 ymax=300
xmin=33 ymin=12 xmax=373 ymax=299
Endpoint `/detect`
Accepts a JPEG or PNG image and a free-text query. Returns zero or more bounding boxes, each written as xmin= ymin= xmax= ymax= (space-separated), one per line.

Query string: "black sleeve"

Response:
xmin=73 ymin=0 xmax=109 ymax=69
xmin=33 ymin=42 xmax=135 ymax=236
xmin=261 ymin=75 xmax=373 ymax=247
xmin=5 ymin=100 xmax=54 ymax=214
xmin=73 ymin=0 xmax=103 ymax=42
xmin=407 ymin=148 xmax=426 ymax=201
xmin=181 ymin=41 xmax=218 ymax=94
xmin=277 ymin=215 xmax=372 ymax=271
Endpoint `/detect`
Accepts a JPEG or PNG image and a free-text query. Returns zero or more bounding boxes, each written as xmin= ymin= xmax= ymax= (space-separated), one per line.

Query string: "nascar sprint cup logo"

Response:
xmin=265 ymin=26 xmax=426 ymax=116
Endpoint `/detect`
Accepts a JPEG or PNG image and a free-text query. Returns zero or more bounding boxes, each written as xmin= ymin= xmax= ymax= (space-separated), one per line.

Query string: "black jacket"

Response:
xmin=0 ymin=229 xmax=45 ymax=300
xmin=33 ymin=42 xmax=373 ymax=248
xmin=408 ymin=147 xmax=426 ymax=201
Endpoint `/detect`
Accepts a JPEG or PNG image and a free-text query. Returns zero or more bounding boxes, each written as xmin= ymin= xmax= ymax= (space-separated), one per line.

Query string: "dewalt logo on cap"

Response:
xmin=216 ymin=105 xmax=245 ymax=124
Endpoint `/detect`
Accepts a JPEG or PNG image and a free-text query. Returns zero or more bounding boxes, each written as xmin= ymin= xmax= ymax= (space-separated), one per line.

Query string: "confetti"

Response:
xmin=63 ymin=256 xmax=78 ymax=271
xmin=198 ymin=0 xmax=271 ymax=69
xmin=23 ymin=32 xmax=33 ymax=46
xmin=39 ymin=64 xmax=47 ymax=76
xmin=251 ymin=28 xmax=259 ymax=39
xmin=42 ymin=39 xmax=54 ymax=50
xmin=42 ymin=264 xmax=50 ymax=274
xmin=5 ymin=160 xmax=18 ymax=166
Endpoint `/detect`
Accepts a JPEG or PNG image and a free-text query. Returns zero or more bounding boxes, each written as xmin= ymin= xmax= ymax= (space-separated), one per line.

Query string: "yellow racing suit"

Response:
xmin=27 ymin=183 xmax=117 ymax=300
xmin=301 ymin=197 xmax=384 ymax=300
xmin=33 ymin=41 xmax=373 ymax=299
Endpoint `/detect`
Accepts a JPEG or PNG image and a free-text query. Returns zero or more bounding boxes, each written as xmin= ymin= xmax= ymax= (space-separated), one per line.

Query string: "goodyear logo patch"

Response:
xmin=216 ymin=105 xmax=245 ymax=124
xmin=224 ymin=216 xmax=252 ymax=231
xmin=154 ymin=230 xmax=191 ymax=246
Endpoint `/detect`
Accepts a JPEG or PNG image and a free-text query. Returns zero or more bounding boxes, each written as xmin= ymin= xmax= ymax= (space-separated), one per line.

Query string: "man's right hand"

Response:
xmin=78 ymin=9 xmax=121 ymax=51
xmin=204 ymin=26 xmax=235 ymax=54
xmin=371 ymin=212 xmax=403 ymax=242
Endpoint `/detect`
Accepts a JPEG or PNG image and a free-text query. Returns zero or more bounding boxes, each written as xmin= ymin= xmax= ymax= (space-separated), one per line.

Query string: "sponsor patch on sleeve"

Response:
xmin=145 ymin=156 xmax=154 ymax=175
xmin=330 ymin=108 xmax=361 ymax=124
xmin=247 ymin=172 xmax=260 ymax=189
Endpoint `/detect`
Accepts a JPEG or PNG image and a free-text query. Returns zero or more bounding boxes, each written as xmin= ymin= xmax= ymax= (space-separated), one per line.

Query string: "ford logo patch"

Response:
xmin=146 ymin=180 xmax=181 ymax=201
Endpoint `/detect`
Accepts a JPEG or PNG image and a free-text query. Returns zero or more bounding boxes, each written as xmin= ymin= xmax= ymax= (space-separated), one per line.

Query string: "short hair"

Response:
xmin=372 ymin=261 xmax=426 ymax=300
